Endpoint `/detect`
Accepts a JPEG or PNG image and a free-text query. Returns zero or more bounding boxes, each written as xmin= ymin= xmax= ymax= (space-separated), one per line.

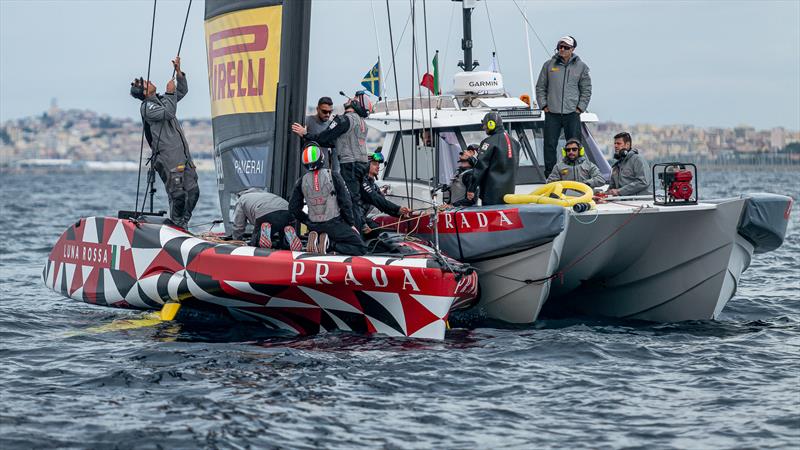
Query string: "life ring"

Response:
xmin=504 ymin=181 xmax=596 ymax=208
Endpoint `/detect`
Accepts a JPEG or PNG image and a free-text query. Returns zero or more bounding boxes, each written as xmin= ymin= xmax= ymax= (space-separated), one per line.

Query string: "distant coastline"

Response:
xmin=2 ymin=106 xmax=798 ymax=167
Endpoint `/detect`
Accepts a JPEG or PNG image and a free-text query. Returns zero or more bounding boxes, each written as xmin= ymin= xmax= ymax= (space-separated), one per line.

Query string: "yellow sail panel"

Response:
xmin=204 ymin=5 xmax=282 ymax=118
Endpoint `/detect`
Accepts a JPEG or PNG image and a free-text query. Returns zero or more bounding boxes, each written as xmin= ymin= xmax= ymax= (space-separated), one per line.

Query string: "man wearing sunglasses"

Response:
xmin=359 ymin=151 xmax=411 ymax=238
xmin=535 ymin=35 xmax=592 ymax=176
xmin=546 ymin=138 xmax=606 ymax=188
xmin=305 ymin=97 xmax=335 ymax=169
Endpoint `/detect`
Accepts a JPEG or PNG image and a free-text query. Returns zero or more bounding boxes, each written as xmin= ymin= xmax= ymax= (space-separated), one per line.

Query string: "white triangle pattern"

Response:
xmin=411 ymin=294 xmax=454 ymax=319
xmin=107 ymin=220 xmax=131 ymax=247
xmin=180 ymin=237 xmax=207 ymax=266
xmin=159 ymin=225 xmax=190 ymax=247
xmin=131 ymin=248 xmax=162 ymax=279
xmin=410 ymin=319 xmax=446 ymax=339
xmin=64 ymin=263 xmax=76 ymax=295
xmin=103 ymin=269 xmax=123 ymax=303
xmin=82 ymin=217 xmax=98 ymax=243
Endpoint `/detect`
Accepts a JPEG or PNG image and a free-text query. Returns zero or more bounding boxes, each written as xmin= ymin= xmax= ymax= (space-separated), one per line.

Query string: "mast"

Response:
xmin=273 ymin=1 xmax=312 ymax=199
xmin=455 ymin=0 xmax=478 ymax=71
xmin=204 ymin=0 xmax=311 ymax=232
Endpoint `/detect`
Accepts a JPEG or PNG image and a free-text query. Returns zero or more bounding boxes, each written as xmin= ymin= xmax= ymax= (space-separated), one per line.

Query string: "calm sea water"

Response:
xmin=1 ymin=169 xmax=798 ymax=449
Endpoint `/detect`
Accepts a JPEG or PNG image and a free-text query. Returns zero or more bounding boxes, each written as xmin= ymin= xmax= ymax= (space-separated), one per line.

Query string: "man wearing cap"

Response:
xmin=466 ymin=112 xmax=520 ymax=206
xmin=359 ymin=151 xmax=411 ymax=238
xmin=445 ymin=151 xmax=478 ymax=207
xmin=546 ymin=138 xmax=606 ymax=187
xmin=535 ymin=35 xmax=592 ymax=176
xmin=291 ymin=92 xmax=372 ymax=220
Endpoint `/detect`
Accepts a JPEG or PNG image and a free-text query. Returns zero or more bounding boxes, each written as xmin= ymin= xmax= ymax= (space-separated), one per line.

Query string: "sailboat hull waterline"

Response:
xmin=43 ymin=217 xmax=478 ymax=340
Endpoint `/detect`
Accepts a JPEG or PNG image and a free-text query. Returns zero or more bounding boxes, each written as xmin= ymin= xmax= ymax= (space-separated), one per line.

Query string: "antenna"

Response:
xmin=454 ymin=0 xmax=479 ymax=71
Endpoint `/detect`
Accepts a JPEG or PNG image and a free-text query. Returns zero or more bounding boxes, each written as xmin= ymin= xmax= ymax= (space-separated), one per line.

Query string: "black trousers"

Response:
xmin=309 ymin=217 xmax=367 ymax=256
xmin=250 ymin=210 xmax=294 ymax=248
xmin=158 ymin=164 xmax=200 ymax=228
xmin=339 ymin=161 xmax=368 ymax=229
xmin=543 ymin=112 xmax=581 ymax=176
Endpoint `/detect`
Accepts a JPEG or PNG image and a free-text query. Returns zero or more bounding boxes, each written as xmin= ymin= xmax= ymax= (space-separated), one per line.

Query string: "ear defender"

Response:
xmin=487 ymin=120 xmax=496 ymax=131
xmin=561 ymin=146 xmax=586 ymax=157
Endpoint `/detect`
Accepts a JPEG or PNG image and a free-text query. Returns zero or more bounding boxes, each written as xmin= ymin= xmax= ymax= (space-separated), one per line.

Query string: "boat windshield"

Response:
xmin=384 ymin=122 xmax=555 ymax=185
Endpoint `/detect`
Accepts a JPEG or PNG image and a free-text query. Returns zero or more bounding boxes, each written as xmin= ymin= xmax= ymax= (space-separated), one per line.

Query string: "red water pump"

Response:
xmin=667 ymin=169 xmax=693 ymax=200
xmin=653 ymin=162 xmax=698 ymax=206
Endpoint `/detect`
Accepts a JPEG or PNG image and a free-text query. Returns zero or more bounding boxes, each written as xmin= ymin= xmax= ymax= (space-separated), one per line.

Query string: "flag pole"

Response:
xmin=523 ymin=4 xmax=537 ymax=109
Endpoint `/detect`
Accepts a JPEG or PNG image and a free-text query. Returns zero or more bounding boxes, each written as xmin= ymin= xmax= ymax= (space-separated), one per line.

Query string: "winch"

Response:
xmin=653 ymin=163 xmax=698 ymax=206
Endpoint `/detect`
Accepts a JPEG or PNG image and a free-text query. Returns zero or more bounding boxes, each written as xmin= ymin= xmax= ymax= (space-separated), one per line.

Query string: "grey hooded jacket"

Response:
xmin=140 ymin=73 xmax=194 ymax=172
xmin=609 ymin=149 xmax=651 ymax=196
xmin=535 ymin=54 xmax=592 ymax=114
xmin=231 ymin=188 xmax=290 ymax=240
xmin=546 ymin=156 xmax=606 ymax=188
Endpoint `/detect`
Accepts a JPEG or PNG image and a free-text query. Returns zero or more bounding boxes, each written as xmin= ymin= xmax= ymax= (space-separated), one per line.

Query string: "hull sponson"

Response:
xmin=43 ymin=217 xmax=478 ymax=340
xmin=547 ymin=199 xmax=747 ymax=321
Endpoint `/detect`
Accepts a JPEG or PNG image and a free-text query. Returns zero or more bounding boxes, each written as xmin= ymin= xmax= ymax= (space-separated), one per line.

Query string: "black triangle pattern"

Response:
xmin=354 ymin=290 xmax=405 ymax=335
xmin=131 ymin=223 xmax=163 ymax=249
xmin=326 ymin=308 xmax=369 ymax=334
xmin=94 ymin=217 xmax=105 ymax=245
xmin=110 ymin=269 xmax=136 ymax=299
xmin=162 ymin=236 xmax=191 ymax=268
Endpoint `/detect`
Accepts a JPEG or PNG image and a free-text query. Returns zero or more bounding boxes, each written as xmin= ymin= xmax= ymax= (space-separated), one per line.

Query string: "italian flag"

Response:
xmin=110 ymin=245 xmax=121 ymax=270
xmin=420 ymin=51 xmax=439 ymax=95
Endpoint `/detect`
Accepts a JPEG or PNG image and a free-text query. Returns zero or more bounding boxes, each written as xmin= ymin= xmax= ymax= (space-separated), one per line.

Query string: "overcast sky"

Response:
xmin=1 ymin=0 xmax=798 ymax=130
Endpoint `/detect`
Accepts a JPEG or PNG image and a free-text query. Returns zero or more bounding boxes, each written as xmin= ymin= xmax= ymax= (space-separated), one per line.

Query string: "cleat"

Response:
xmin=284 ymin=226 xmax=302 ymax=251
xmin=258 ymin=223 xmax=272 ymax=248
xmin=306 ymin=231 xmax=318 ymax=253
xmin=317 ymin=233 xmax=329 ymax=255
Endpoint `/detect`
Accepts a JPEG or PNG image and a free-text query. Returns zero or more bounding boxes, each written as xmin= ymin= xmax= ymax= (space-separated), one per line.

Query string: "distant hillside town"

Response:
xmin=1 ymin=101 xmax=798 ymax=170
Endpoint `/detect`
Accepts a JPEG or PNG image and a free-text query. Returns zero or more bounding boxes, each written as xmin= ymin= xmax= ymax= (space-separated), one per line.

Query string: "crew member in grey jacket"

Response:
xmin=132 ymin=56 xmax=199 ymax=229
xmin=231 ymin=188 xmax=299 ymax=250
xmin=291 ymin=92 xmax=372 ymax=229
xmin=607 ymin=132 xmax=651 ymax=196
xmin=546 ymin=138 xmax=606 ymax=187
xmin=535 ymin=36 xmax=592 ymax=176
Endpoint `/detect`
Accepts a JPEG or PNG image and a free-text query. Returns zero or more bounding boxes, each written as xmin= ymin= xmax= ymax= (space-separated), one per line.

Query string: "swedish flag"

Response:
xmin=361 ymin=60 xmax=381 ymax=98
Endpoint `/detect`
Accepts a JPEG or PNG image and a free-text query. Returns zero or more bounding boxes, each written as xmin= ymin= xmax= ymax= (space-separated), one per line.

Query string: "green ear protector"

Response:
xmin=562 ymin=146 xmax=585 ymax=157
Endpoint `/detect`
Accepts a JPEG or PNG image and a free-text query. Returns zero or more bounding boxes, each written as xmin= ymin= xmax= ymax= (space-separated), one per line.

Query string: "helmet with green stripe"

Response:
xmin=302 ymin=143 xmax=325 ymax=171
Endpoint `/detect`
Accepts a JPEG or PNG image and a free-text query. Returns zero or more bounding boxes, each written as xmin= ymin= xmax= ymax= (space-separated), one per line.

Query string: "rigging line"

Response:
xmin=421 ymin=0 xmax=434 ymax=163
xmin=441 ymin=3 xmax=456 ymax=82
xmin=385 ymin=0 xmax=411 ymax=209
xmin=511 ymin=0 xmax=550 ymax=55
xmin=484 ymin=0 xmax=500 ymax=71
xmin=171 ymin=0 xmax=193 ymax=78
xmin=383 ymin=6 xmax=413 ymax=100
xmin=410 ymin=0 xmax=417 ymax=190
xmin=134 ymin=0 xmax=158 ymax=213
xmin=138 ymin=0 xmax=193 ymax=215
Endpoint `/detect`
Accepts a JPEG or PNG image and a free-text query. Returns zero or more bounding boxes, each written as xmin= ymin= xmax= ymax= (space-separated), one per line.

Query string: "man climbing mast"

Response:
xmin=130 ymin=56 xmax=199 ymax=229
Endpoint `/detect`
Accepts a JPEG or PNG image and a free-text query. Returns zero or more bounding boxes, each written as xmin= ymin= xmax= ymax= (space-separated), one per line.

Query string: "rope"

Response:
xmin=441 ymin=3 xmax=456 ymax=80
xmin=385 ymin=0 xmax=412 ymax=209
xmin=511 ymin=0 xmax=550 ymax=54
xmin=137 ymin=0 xmax=193 ymax=215
xmin=484 ymin=0 xmax=500 ymax=71
xmin=134 ymin=0 xmax=158 ymax=212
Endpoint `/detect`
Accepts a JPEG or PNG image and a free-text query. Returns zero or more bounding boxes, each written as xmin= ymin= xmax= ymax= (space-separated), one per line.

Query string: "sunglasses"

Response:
xmin=565 ymin=147 xmax=580 ymax=152
xmin=558 ymin=45 xmax=573 ymax=50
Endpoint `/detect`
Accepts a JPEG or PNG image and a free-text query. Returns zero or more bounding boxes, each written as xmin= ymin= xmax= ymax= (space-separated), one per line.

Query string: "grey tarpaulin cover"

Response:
xmin=411 ymin=204 xmax=567 ymax=262
xmin=738 ymin=193 xmax=792 ymax=254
